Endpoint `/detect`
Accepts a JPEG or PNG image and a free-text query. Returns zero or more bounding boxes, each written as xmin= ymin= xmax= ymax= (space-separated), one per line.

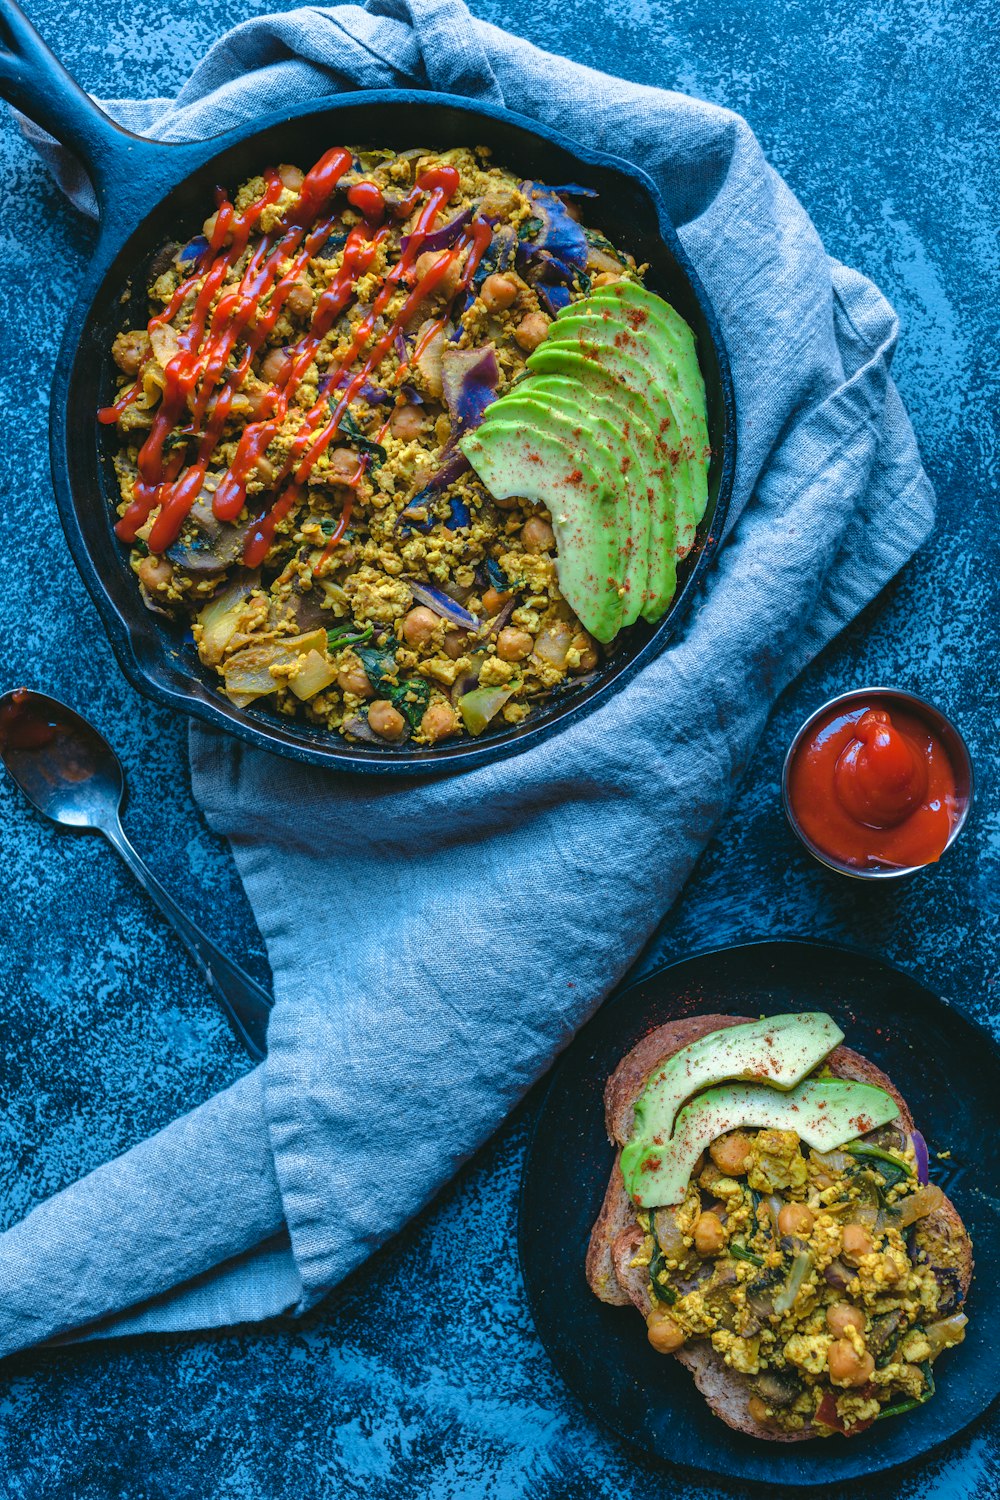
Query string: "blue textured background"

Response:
xmin=0 ymin=1 xmax=996 ymax=1495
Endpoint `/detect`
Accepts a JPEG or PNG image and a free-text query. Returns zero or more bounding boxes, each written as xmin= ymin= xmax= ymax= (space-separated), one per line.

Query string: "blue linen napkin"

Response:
xmin=1 ymin=0 xmax=935 ymax=1355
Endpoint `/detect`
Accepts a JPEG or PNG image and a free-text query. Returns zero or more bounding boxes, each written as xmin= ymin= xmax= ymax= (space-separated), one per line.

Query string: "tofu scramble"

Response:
xmin=639 ymin=1124 xmax=968 ymax=1435
xmin=101 ymin=145 xmax=645 ymax=747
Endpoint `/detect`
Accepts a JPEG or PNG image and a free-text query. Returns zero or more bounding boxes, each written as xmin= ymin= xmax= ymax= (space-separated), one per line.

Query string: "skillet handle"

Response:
xmin=0 ymin=0 xmax=179 ymax=210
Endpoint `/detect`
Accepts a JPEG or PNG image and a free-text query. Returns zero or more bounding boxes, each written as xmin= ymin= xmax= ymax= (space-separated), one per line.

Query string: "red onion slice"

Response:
xmin=407 ymin=580 xmax=478 ymax=631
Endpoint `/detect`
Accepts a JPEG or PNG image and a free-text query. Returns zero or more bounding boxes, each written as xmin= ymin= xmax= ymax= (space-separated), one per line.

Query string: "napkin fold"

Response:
xmin=1 ymin=0 xmax=934 ymax=1356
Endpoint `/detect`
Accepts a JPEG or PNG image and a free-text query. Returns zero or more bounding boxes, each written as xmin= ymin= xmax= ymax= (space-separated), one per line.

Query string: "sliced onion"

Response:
xmin=402 ymin=207 xmax=472 ymax=255
xmin=457 ymin=684 xmax=516 ymax=736
xmin=343 ymin=714 xmax=409 ymax=746
xmin=773 ymin=1251 xmax=813 ymax=1315
xmin=407 ymin=581 xmax=477 ymax=631
xmin=911 ymin=1130 xmax=930 ymax=1186
xmin=533 ymin=623 xmax=573 ymax=669
xmin=414 ymin=319 xmax=446 ymax=398
xmin=450 ymin=667 xmax=481 ymax=706
xmin=895 ymin=1184 xmax=945 ymax=1228
xmin=586 ymin=243 xmax=626 ymax=274
xmin=925 ymin=1312 xmax=968 ymax=1358
xmin=823 ymin=1258 xmax=854 ymax=1292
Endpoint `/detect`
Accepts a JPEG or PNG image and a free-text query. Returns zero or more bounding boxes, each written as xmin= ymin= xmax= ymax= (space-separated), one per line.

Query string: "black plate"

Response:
xmin=518 ymin=939 xmax=998 ymax=1485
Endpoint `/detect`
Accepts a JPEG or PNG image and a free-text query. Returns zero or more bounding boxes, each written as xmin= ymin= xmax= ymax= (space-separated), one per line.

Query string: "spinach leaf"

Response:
xmin=647 ymin=1217 xmax=678 ymax=1306
xmin=333 ymin=407 xmax=387 ymax=467
xmin=357 ymin=641 xmax=398 ymax=694
xmin=486 ymin=557 xmax=509 ymax=592
xmin=387 ymin=676 xmax=430 ymax=730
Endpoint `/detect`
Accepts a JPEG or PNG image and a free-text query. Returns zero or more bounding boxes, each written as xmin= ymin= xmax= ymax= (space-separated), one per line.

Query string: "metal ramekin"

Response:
xmin=781 ymin=686 xmax=974 ymax=880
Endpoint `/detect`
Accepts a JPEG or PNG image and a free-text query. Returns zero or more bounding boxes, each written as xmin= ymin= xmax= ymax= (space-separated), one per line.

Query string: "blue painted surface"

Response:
xmin=0 ymin=0 xmax=996 ymax=1495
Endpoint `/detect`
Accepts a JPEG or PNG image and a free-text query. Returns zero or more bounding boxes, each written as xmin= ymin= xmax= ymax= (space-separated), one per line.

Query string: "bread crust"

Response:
xmin=586 ymin=1012 xmax=973 ymax=1442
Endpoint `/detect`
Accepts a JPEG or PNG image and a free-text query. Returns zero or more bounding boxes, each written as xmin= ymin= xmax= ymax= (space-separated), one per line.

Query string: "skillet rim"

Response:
xmin=49 ymin=88 xmax=737 ymax=776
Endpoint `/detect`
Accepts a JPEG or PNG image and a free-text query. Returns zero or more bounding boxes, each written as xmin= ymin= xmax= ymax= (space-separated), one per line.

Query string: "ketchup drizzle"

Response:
xmin=102 ymin=153 xmax=492 ymax=570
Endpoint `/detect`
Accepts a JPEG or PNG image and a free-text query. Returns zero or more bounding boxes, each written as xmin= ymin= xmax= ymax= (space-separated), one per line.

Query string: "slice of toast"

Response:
xmin=586 ymin=1013 xmax=973 ymax=1441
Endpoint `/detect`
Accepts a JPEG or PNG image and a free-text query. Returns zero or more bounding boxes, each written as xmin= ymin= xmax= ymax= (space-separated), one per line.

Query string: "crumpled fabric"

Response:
xmin=0 ymin=0 xmax=933 ymax=1354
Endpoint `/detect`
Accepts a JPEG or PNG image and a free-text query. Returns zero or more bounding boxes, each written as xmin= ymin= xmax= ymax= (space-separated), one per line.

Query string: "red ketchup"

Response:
xmin=99 ymin=154 xmax=491 ymax=571
xmin=787 ymin=699 xmax=960 ymax=871
xmin=0 ymin=687 xmax=61 ymax=750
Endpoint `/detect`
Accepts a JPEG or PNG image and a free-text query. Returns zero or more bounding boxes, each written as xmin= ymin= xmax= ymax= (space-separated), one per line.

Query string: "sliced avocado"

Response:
xmin=628 ymin=1076 xmax=900 ymax=1208
xmin=543 ymin=315 xmax=707 ymax=564
xmin=519 ymin=351 xmax=678 ymax=618
xmin=484 ymin=382 xmax=650 ymax=626
xmin=528 ymin=335 xmax=691 ymax=621
xmin=564 ymin=282 xmax=705 ymax=408
xmin=460 ymin=419 xmax=626 ymax=641
xmin=620 ymin=1012 xmax=845 ymax=1198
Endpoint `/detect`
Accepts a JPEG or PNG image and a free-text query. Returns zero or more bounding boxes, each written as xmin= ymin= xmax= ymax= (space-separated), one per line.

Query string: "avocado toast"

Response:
xmin=587 ymin=1014 xmax=973 ymax=1440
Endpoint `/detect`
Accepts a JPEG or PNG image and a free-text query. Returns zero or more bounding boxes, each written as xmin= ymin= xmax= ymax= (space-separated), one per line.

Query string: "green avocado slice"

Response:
xmin=629 ymin=1076 xmax=900 ymax=1208
xmin=485 ymin=382 xmax=650 ymax=626
xmin=460 ymin=418 xmax=626 ymax=641
xmin=544 ymin=315 xmax=707 ymax=563
xmin=516 ymin=352 xmax=678 ymax=620
xmin=620 ymin=1012 xmax=846 ymax=1199
xmin=568 ymin=281 xmax=705 ymax=404
xmin=528 ymin=336 xmax=692 ymax=621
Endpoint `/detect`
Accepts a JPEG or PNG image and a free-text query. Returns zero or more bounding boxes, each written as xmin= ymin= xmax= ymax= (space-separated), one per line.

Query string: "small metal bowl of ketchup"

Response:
xmin=781 ymin=686 xmax=974 ymax=879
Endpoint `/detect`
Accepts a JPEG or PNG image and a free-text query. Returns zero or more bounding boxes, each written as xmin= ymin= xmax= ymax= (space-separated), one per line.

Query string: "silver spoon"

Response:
xmin=0 ymin=687 xmax=271 ymax=1060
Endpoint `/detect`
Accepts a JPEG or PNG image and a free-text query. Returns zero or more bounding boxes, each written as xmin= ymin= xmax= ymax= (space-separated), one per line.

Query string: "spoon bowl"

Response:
xmin=0 ymin=686 xmax=272 ymax=1058
xmin=0 ymin=687 xmax=124 ymax=830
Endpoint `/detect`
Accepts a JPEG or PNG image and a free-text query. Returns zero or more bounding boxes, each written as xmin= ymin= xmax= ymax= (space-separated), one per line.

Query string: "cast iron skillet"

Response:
xmin=0 ymin=0 xmax=736 ymax=775
xmin=520 ymin=940 xmax=998 ymax=1485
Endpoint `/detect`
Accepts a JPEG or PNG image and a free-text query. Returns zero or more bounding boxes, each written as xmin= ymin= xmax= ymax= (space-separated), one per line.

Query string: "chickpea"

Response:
xmin=420 ymin=701 xmax=458 ymax=743
xmin=513 ymin=311 xmax=551 ymax=351
xmin=389 ymin=403 xmax=427 ymax=442
xmin=747 ymin=1395 xmax=772 ymax=1426
xmin=285 ymin=280 xmax=314 ymax=319
xmin=260 ymin=347 xmax=292 ymax=385
xmin=442 ymin=630 xmax=468 ymax=660
xmin=521 ymin=516 xmax=556 ymax=554
xmin=826 ymin=1304 xmax=866 ymax=1339
xmin=496 ymin=627 xmax=533 ymax=663
xmin=329 ymin=447 xmax=361 ymax=483
xmin=481 ymin=586 xmax=513 ymax=615
xmin=827 ymin=1339 xmax=875 ymax=1388
xmin=570 ymin=632 xmax=599 ymax=672
xmin=368 ymin=700 xmax=406 ymax=741
xmin=481 ymin=273 xmax=518 ymax=312
xmin=709 ymin=1132 xmax=752 ymax=1177
xmin=693 ymin=1210 xmax=727 ymax=1257
xmin=841 ymin=1224 xmax=874 ymax=1267
xmin=240 ymin=387 xmax=271 ymax=419
xmin=255 ymin=454 xmax=277 ymax=487
xmin=414 ymin=249 xmax=462 ymax=299
xmin=137 ymin=554 xmax=173 ymax=592
xmin=401 ymin=606 xmax=440 ymax=647
xmin=337 ymin=665 xmax=374 ymax=699
xmin=278 ymin=163 xmax=305 ymax=191
xmin=113 ymin=330 xmax=146 ymax=377
xmin=646 ymin=1311 xmax=685 ymax=1354
xmin=777 ymin=1203 xmax=815 ymax=1238
xmin=592 ymin=270 xmax=624 ymax=287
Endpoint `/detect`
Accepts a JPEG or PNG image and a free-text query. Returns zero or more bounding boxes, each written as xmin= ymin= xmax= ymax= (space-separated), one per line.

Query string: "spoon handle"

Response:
xmin=102 ymin=818 xmax=272 ymax=1061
